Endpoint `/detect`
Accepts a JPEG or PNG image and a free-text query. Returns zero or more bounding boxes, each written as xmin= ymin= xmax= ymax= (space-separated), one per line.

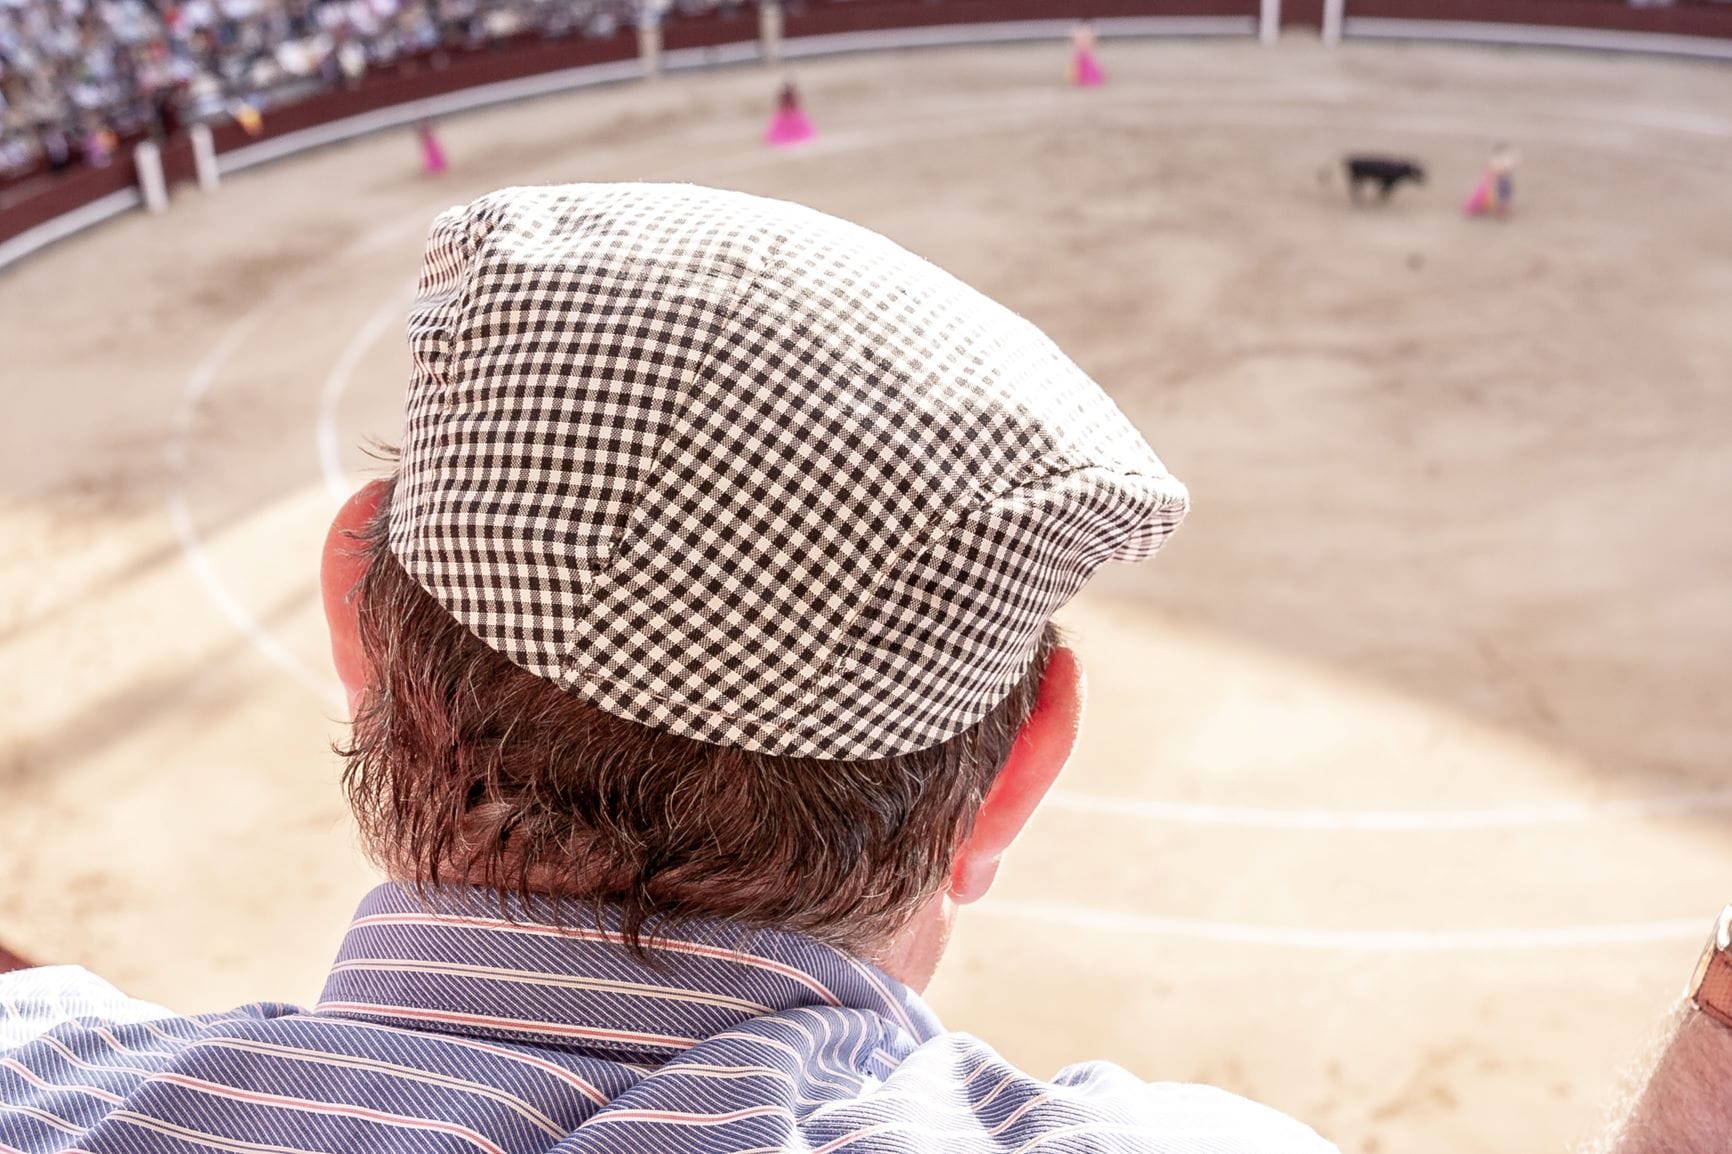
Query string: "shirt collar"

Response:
xmin=316 ymin=884 xmax=942 ymax=1062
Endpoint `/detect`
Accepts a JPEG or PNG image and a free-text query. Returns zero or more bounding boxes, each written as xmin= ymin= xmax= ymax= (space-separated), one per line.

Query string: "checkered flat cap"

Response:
xmin=391 ymin=182 xmax=1188 ymax=759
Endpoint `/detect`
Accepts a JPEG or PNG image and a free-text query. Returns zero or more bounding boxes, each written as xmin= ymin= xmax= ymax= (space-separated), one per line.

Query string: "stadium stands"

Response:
xmin=0 ymin=0 xmax=660 ymax=182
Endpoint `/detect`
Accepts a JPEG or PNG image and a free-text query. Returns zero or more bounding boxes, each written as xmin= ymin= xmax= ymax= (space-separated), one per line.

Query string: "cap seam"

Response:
xmin=393 ymin=199 xmax=505 ymax=573
xmin=555 ymin=245 xmax=788 ymax=691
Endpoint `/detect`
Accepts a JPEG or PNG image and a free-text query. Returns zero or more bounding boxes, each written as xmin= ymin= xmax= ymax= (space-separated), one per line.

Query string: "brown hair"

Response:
xmin=340 ymin=478 xmax=1057 ymax=953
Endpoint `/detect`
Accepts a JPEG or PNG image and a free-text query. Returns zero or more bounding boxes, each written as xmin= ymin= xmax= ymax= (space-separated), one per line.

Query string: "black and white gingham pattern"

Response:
xmin=390 ymin=183 xmax=1189 ymax=759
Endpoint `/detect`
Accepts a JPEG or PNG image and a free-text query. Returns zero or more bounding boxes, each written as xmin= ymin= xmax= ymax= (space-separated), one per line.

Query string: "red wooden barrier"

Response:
xmin=663 ymin=6 xmax=762 ymax=50
xmin=783 ymin=0 xmax=1252 ymax=39
xmin=0 ymin=161 xmax=139 ymax=244
xmin=1345 ymin=0 xmax=1732 ymax=39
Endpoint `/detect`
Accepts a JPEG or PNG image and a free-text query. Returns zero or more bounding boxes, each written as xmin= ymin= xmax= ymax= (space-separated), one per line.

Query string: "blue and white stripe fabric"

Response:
xmin=1 ymin=884 xmax=1335 ymax=1153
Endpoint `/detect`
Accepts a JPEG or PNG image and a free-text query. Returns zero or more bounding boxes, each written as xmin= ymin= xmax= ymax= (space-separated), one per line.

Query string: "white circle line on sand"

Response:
xmin=1046 ymin=787 xmax=1732 ymax=831
xmin=317 ymin=285 xmax=414 ymax=505
xmin=169 ymin=211 xmax=434 ymax=708
xmin=168 ymin=304 xmax=345 ymax=709
xmin=980 ymin=899 xmax=1706 ymax=951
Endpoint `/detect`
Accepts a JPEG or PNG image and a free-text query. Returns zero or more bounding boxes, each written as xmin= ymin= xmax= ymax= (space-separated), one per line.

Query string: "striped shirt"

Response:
xmin=0 ymin=884 xmax=1335 ymax=1153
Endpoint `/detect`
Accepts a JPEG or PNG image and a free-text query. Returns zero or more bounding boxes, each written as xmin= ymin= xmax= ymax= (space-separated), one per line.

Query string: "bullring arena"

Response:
xmin=3 ymin=6 xmax=1732 ymax=1153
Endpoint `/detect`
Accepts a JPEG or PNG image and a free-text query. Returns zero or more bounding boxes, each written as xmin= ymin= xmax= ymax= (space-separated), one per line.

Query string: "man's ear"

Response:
xmin=321 ymin=480 xmax=390 ymax=717
xmin=949 ymin=645 xmax=1085 ymax=904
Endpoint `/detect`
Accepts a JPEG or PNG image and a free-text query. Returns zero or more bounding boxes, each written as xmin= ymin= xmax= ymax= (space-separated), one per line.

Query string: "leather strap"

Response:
xmin=1698 ymin=949 xmax=1732 ymax=1032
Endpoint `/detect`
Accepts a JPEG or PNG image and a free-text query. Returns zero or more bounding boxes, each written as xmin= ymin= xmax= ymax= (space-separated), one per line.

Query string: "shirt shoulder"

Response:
xmin=845 ymin=1032 xmax=1337 ymax=1154
xmin=1055 ymin=1059 xmax=1339 ymax=1153
xmin=0 ymin=965 xmax=295 ymax=1053
xmin=0 ymin=966 xmax=182 ymax=1050
xmin=1 ymin=967 xmax=313 ymax=1153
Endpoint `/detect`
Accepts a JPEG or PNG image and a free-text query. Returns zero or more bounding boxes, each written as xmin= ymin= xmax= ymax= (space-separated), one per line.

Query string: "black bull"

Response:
xmin=1343 ymin=155 xmax=1427 ymax=202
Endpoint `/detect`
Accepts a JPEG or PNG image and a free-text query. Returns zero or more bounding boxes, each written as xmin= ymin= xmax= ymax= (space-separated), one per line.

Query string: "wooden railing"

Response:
xmin=1345 ymin=0 xmax=1732 ymax=39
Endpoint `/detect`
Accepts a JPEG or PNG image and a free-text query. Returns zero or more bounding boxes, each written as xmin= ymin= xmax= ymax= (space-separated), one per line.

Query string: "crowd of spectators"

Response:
xmin=0 ymin=0 xmax=683 ymax=182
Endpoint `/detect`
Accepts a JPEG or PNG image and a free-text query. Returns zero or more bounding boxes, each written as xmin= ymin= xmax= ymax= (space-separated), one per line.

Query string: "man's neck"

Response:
xmin=867 ymin=891 xmax=954 ymax=993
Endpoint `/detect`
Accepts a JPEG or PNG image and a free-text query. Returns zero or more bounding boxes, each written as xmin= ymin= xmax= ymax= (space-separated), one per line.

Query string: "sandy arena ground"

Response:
xmin=4 ymin=35 xmax=1732 ymax=1154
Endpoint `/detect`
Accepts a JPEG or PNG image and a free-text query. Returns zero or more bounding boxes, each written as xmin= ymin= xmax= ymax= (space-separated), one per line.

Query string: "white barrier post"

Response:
xmin=190 ymin=123 xmax=220 ymax=192
xmin=758 ymin=0 xmax=783 ymax=65
xmin=1322 ymin=0 xmax=1345 ymax=46
xmin=133 ymin=140 xmax=168 ymax=214
xmin=637 ymin=14 xmax=663 ymax=77
xmin=1259 ymin=0 xmax=1281 ymax=45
